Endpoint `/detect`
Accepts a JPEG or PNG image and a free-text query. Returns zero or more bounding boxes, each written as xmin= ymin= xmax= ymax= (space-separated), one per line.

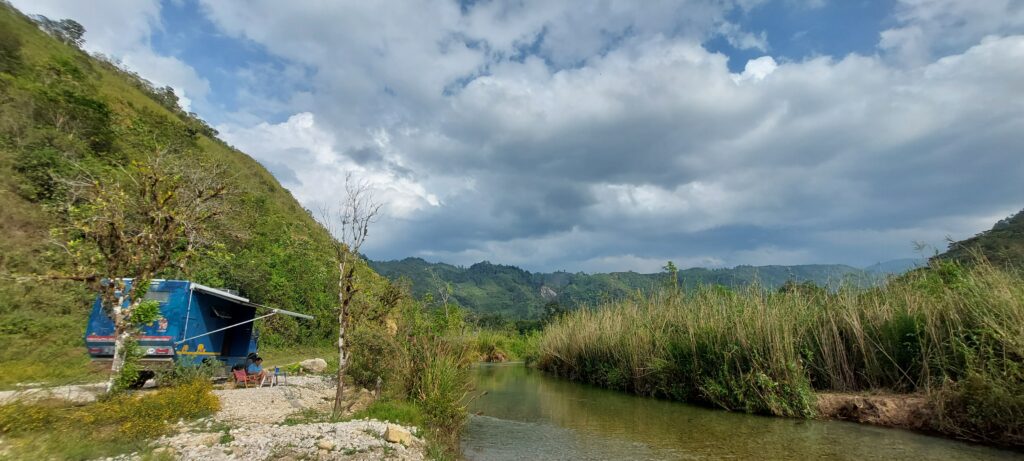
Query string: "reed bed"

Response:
xmin=537 ymin=260 xmax=1024 ymax=446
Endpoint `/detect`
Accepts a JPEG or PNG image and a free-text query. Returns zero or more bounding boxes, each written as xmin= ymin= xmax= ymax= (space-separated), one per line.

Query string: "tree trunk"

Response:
xmin=333 ymin=259 xmax=348 ymax=416
xmin=105 ymin=294 xmax=128 ymax=394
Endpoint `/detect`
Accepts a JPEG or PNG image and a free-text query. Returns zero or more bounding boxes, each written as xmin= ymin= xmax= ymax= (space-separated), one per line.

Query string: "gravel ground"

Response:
xmin=148 ymin=419 xmax=424 ymax=461
xmin=97 ymin=375 xmax=423 ymax=460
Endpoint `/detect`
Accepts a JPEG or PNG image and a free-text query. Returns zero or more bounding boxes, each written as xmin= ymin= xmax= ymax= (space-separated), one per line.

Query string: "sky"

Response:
xmin=12 ymin=0 xmax=1024 ymax=273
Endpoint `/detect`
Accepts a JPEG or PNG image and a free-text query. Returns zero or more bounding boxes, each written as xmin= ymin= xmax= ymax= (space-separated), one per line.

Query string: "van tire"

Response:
xmin=130 ymin=370 xmax=156 ymax=389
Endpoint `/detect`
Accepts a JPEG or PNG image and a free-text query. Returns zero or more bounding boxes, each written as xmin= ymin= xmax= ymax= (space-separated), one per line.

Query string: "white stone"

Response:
xmin=299 ymin=358 xmax=328 ymax=373
xmin=316 ymin=439 xmax=336 ymax=451
xmin=384 ymin=424 xmax=413 ymax=445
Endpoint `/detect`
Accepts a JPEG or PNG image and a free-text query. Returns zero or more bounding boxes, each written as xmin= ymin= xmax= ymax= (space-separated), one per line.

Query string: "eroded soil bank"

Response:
xmin=817 ymin=392 xmax=935 ymax=432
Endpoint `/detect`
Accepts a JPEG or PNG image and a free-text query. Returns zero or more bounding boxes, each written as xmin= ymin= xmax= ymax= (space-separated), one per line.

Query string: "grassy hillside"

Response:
xmin=938 ymin=209 xmax=1024 ymax=268
xmin=370 ymin=257 xmax=888 ymax=319
xmin=0 ymin=4 xmax=384 ymax=386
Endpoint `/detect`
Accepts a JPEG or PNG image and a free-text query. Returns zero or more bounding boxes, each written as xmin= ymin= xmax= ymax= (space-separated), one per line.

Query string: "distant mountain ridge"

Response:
xmin=369 ymin=257 xmax=916 ymax=318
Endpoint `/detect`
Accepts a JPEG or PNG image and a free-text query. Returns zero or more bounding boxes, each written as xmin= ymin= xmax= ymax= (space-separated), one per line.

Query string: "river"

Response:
xmin=461 ymin=362 xmax=1022 ymax=460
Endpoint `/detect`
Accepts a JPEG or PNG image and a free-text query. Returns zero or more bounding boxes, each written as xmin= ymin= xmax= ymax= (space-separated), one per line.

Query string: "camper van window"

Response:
xmin=143 ymin=291 xmax=170 ymax=303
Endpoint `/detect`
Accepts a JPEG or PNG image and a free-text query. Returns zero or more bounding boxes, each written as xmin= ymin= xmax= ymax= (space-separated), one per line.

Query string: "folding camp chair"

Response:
xmin=232 ymin=368 xmax=262 ymax=388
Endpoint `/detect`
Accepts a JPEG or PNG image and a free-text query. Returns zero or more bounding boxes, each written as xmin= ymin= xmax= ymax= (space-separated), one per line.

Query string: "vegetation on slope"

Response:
xmin=938 ymin=209 xmax=1024 ymax=268
xmin=537 ymin=258 xmax=1024 ymax=447
xmin=0 ymin=3 xmax=390 ymax=386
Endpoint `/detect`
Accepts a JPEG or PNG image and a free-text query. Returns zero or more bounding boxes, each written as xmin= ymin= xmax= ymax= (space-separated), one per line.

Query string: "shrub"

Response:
xmin=409 ymin=338 xmax=473 ymax=447
xmin=156 ymin=356 xmax=220 ymax=387
xmin=348 ymin=324 xmax=403 ymax=389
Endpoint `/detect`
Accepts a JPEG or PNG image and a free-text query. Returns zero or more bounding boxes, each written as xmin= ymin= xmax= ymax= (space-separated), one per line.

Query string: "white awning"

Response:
xmin=190 ymin=282 xmax=314 ymax=320
xmin=190 ymin=282 xmax=249 ymax=303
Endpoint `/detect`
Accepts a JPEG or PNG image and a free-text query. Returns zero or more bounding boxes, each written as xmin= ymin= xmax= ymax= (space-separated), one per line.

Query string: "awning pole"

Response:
xmin=181 ymin=289 xmax=195 ymax=341
xmin=174 ymin=312 xmax=277 ymax=345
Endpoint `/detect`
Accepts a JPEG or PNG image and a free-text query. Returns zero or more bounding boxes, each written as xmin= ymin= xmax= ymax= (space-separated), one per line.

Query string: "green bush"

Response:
xmin=156 ymin=356 xmax=220 ymax=387
xmin=348 ymin=324 xmax=403 ymax=389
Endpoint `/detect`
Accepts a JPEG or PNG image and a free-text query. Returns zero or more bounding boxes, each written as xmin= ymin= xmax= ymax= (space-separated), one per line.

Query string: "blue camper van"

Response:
xmin=85 ymin=279 xmax=312 ymax=369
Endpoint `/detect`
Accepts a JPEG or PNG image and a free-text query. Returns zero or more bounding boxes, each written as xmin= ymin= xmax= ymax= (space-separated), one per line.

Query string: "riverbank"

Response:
xmin=536 ymin=259 xmax=1024 ymax=449
xmin=464 ymin=362 xmax=1021 ymax=460
xmin=0 ymin=375 xmax=426 ymax=460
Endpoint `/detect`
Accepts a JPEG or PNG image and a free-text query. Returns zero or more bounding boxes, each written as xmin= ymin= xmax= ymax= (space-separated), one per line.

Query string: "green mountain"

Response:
xmin=937 ymin=209 xmax=1024 ymax=268
xmin=0 ymin=5 xmax=377 ymax=384
xmin=369 ymin=258 xmax=888 ymax=319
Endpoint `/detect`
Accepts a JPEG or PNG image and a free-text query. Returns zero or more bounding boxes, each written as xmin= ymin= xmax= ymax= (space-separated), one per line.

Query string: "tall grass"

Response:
xmin=537 ymin=259 xmax=1024 ymax=446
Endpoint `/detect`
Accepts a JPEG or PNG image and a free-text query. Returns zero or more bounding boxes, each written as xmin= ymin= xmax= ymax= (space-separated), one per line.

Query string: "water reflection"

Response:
xmin=462 ymin=362 xmax=1022 ymax=460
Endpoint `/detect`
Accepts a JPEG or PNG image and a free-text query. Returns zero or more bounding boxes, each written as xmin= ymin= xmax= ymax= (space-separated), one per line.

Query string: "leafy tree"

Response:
xmin=30 ymin=15 xmax=85 ymax=47
xmin=54 ymin=153 xmax=227 ymax=393
xmin=663 ymin=261 xmax=679 ymax=293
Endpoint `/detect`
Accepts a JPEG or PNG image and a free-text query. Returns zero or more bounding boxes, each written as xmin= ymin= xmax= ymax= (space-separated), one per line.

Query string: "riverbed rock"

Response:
xmin=385 ymin=424 xmax=413 ymax=445
xmin=316 ymin=438 xmax=336 ymax=451
xmin=300 ymin=358 xmax=328 ymax=373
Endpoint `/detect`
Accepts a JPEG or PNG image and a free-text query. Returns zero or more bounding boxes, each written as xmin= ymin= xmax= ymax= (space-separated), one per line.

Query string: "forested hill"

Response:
xmin=369 ymin=258 xmax=908 ymax=319
xmin=0 ymin=4 xmax=382 ymax=382
xmin=938 ymin=209 xmax=1024 ymax=268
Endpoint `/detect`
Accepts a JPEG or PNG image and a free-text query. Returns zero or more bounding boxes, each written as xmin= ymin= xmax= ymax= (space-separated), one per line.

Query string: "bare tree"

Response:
xmin=319 ymin=173 xmax=381 ymax=417
xmin=55 ymin=152 xmax=227 ymax=393
xmin=429 ymin=269 xmax=453 ymax=321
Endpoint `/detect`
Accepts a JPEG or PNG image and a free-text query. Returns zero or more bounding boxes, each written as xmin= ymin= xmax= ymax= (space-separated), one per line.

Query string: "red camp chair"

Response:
xmin=233 ymin=368 xmax=262 ymax=388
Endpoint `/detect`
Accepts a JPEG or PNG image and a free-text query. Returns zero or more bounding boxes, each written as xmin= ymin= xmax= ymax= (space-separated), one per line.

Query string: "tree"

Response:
xmin=55 ymin=152 xmax=227 ymax=393
xmin=663 ymin=261 xmax=679 ymax=293
xmin=429 ymin=269 xmax=454 ymax=321
xmin=320 ymin=173 xmax=381 ymax=417
xmin=30 ymin=15 xmax=85 ymax=47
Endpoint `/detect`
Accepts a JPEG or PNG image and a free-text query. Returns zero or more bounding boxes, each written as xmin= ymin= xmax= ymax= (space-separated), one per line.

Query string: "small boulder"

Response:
xmin=384 ymin=424 xmax=413 ymax=445
xmin=197 ymin=433 xmax=221 ymax=447
xmin=300 ymin=358 xmax=328 ymax=373
xmin=316 ymin=439 xmax=336 ymax=451
xmin=152 ymin=446 xmax=175 ymax=457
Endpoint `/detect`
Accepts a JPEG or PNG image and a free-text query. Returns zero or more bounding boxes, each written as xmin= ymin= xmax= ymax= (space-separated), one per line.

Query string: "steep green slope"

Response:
xmin=938 ymin=209 xmax=1024 ymax=268
xmin=370 ymin=257 xmax=883 ymax=319
xmin=0 ymin=5 xmax=378 ymax=385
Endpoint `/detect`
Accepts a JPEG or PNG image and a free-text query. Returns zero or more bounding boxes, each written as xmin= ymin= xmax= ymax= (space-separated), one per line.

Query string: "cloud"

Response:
xmin=880 ymin=0 xmax=1024 ymax=64
xmin=215 ymin=113 xmax=440 ymax=221
xmin=199 ymin=1 xmax=1024 ymax=271
xmin=20 ymin=1 xmax=1024 ymax=272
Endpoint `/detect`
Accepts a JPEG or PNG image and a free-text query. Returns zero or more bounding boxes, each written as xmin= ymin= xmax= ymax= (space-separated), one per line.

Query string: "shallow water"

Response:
xmin=461 ymin=362 xmax=1022 ymax=460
